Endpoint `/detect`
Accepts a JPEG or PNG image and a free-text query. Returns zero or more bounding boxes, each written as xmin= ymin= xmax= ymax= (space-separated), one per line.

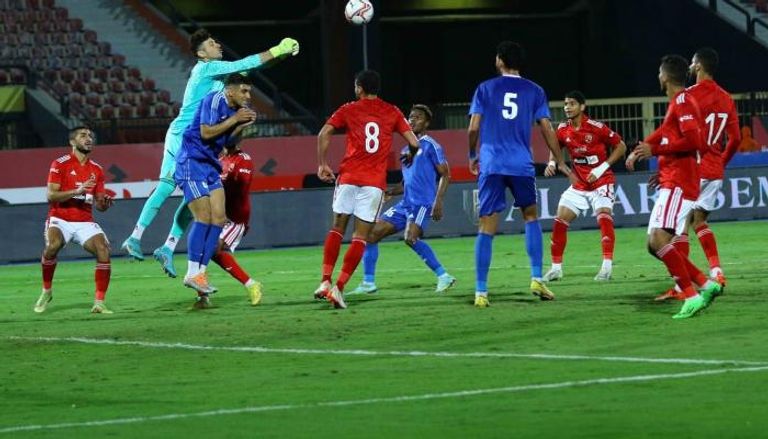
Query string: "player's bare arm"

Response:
xmin=316 ymin=124 xmax=336 ymax=183
xmin=539 ymin=118 xmax=577 ymax=185
xmin=588 ymin=140 xmax=626 ymax=183
xmin=432 ymin=162 xmax=451 ymax=221
xmin=46 ymin=177 xmax=94 ymax=203
xmin=467 ymin=113 xmax=481 ymax=175
xmin=201 ymin=108 xmax=256 ymax=140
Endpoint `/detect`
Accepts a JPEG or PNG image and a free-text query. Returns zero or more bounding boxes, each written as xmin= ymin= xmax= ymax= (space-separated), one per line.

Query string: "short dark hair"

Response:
xmin=496 ymin=41 xmax=524 ymax=70
xmin=355 ymin=70 xmax=381 ymax=95
xmin=660 ymin=54 xmax=689 ymax=86
xmin=694 ymin=47 xmax=719 ymax=76
xmin=190 ymin=29 xmax=211 ymax=57
xmin=68 ymin=125 xmax=91 ymax=141
xmin=564 ymin=90 xmax=586 ymax=105
xmin=225 ymin=73 xmax=251 ymax=87
xmin=410 ymin=104 xmax=433 ymax=121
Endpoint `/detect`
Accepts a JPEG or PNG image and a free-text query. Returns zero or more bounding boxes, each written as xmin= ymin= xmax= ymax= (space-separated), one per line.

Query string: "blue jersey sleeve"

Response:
xmin=468 ymin=84 xmax=484 ymax=115
xmin=430 ymin=141 xmax=447 ymax=166
xmin=533 ymin=86 xmax=551 ymax=121
xmin=201 ymin=93 xmax=228 ymax=127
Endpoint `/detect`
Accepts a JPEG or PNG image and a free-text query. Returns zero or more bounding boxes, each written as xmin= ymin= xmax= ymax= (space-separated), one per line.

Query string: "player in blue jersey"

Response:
xmin=468 ymin=41 xmax=574 ymax=308
xmin=121 ymin=29 xmax=299 ymax=262
xmin=348 ymin=104 xmax=455 ymax=296
xmin=175 ymin=74 xmax=257 ymax=308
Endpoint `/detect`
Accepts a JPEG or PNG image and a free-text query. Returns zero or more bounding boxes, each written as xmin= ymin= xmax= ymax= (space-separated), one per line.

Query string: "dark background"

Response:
xmin=153 ymin=0 xmax=767 ymax=121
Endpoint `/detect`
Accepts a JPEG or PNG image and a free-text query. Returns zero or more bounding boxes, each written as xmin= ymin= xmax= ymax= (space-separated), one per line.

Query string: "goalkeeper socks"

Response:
xmin=201 ymin=224 xmax=223 ymax=267
xmin=695 ymin=224 xmax=721 ymax=270
xmin=213 ymin=251 xmax=250 ymax=284
xmin=41 ymin=255 xmax=57 ymax=290
xmin=362 ymin=242 xmax=378 ymax=283
xmin=133 ymin=179 xmax=176 ymax=238
xmin=187 ymin=222 xmax=208 ymax=275
xmin=94 ymin=261 xmax=111 ymax=301
xmin=336 ymin=238 xmax=366 ymax=291
xmin=475 ymin=232 xmax=494 ymax=292
xmin=322 ymin=229 xmax=344 ymax=282
xmin=410 ymin=240 xmax=446 ymax=276
xmin=525 ymin=220 xmax=544 ymax=279
xmin=164 ymin=201 xmax=194 ymax=252
xmin=597 ymin=213 xmax=615 ymax=260
xmin=550 ymin=218 xmax=569 ymax=264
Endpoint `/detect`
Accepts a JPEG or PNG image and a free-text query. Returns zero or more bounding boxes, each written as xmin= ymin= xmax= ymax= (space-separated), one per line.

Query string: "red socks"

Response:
xmin=95 ymin=261 xmax=111 ymax=301
xmin=322 ymin=229 xmax=344 ymax=282
xmin=656 ymin=244 xmax=697 ymax=299
xmin=671 ymin=233 xmax=690 ymax=259
xmin=335 ymin=238 xmax=367 ymax=291
xmin=597 ymin=213 xmax=615 ymax=260
xmin=550 ymin=218 xmax=569 ymax=264
xmin=695 ymin=224 xmax=721 ymax=270
xmin=213 ymin=251 xmax=250 ymax=284
xmin=41 ymin=256 xmax=57 ymax=290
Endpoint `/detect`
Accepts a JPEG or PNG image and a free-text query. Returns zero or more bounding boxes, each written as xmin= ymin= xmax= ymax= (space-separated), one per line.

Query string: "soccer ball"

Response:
xmin=344 ymin=0 xmax=374 ymax=25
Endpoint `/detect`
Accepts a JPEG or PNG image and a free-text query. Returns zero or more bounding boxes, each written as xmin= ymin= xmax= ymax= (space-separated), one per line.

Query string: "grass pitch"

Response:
xmin=2 ymin=221 xmax=767 ymax=438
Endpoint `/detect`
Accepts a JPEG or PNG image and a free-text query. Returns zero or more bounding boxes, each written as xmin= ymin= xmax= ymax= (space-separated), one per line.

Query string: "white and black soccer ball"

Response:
xmin=344 ymin=0 xmax=374 ymax=25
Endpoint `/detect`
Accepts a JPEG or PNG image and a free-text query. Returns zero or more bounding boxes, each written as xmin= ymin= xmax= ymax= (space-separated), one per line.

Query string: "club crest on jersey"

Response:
xmin=584 ymin=134 xmax=593 ymax=143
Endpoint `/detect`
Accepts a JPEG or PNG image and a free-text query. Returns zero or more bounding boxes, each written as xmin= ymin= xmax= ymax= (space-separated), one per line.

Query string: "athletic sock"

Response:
xmin=187 ymin=221 xmax=208 ymax=276
xmin=201 ymin=224 xmax=223 ymax=267
xmin=671 ymin=233 xmax=690 ymax=259
xmin=656 ymin=243 xmax=696 ymax=299
xmin=695 ymin=224 xmax=721 ymax=272
xmin=475 ymin=232 xmax=494 ymax=292
xmin=134 ymin=179 xmax=176 ymax=236
xmin=410 ymin=240 xmax=446 ymax=276
xmin=525 ymin=220 xmax=544 ymax=279
xmin=94 ymin=261 xmax=111 ymax=301
xmin=336 ymin=238 xmax=366 ymax=291
xmin=362 ymin=242 xmax=378 ymax=284
xmin=597 ymin=212 xmax=615 ymax=261
xmin=550 ymin=218 xmax=569 ymax=264
xmin=164 ymin=201 xmax=194 ymax=252
xmin=212 ymin=251 xmax=250 ymax=284
xmin=322 ymin=229 xmax=344 ymax=283
xmin=41 ymin=255 xmax=57 ymax=290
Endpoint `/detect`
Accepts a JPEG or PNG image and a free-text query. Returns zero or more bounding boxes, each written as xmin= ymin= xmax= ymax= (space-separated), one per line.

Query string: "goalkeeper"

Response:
xmin=121 ymin=29 xmax=299 ymax=261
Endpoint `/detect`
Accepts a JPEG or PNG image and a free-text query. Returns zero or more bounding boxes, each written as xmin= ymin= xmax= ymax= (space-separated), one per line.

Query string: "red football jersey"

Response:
xmin=557 ymin=115 xmax=622 ymax=191
xmin=646 ymin=91 xmax=705 ymax=200
xmin=686 ymin=79 xmax=740 ymax=180
xmin=326 ymin=97 xmax=411 ymax=190
xmin=47 ymin=154 xmax=106 ymax=222
xmin=220 ymin=150 xmax=253 ymax=224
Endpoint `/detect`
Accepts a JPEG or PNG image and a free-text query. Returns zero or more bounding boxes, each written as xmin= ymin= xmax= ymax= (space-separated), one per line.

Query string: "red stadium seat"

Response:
xmin=84 ymin=29 xmax=97 ymax=43
xmin=42 ymin=0 xmax=54 ymax=8
xmin=171 ymin=102 xmax=181 ymax=116
xmin=118 ymin=104 xmax=135 ymax=119
xmin=108 ymin=80 xmax=124 ymax=93
xmin=153 ymin=103 xmax=169 ymax=117
xmin=142 ymin=78 xmax=155 ymax=91
xmin=107 ymin=92 xmax=122 ymax=106
xmin=98 ymin=41 xmax=111 ymax=55
xmin=99 ymin=105 xmax=117 ymax=119
xmin=93 ymin=67 xmax=108 ymax=82
xmin=157 ymin=89 xmax=171 ymax=103
xmin=109 ymin=66 xmax=125 ymax=81
xmin=43 ymin=69 xmax=58 ymax=83
xmin=136 ymin=103 xmax=151 ymax=118
xmin=82 ymin=105 xmax=98 ymax=119
xmin=52 ymin=80 xmax=70 ymax=95
xmin=69 ymin=18 xmax=82 ymax=31
xmin=69 ymin=92 xmax=84 ymax=108
xmin=85 ymin=92 xmax=103 ymax=106
xmin=128 ymin=67 xmax=141 ymax=79
xmin=112 ymin=54 xmax=126 ymax=66
xmin=60 ymin=68 xmax=76 ymax=82
xmin=140 ymin=91 xmax=156 ymax=105
xmin=122 ymin=92 xmax=138 ymax=105
xmin=127 ymin=79 xmax=142 ymax=92
xmin=89 ymin=80 xmax=107 ymax=94
xmin=53 ymin=7 xmax=67 ymax=20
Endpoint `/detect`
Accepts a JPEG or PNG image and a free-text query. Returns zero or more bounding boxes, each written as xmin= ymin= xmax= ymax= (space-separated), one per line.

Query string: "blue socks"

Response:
xmin=201 ymin=224 xmax=223 ymax=267
xmin=475 ymin=233 xmax=494 ymax=293
xmin=187 ymin=221 xmax=208 ymax=266
xmin=411 ymin=240 xmax=446 ymax=276
xmin=525 ymin=220 xmax=543 ymax=278
xmin=362 ymin=243 xmax=378 ymax=283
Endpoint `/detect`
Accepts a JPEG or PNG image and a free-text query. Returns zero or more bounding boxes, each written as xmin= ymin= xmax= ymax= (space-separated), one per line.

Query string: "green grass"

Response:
xmin=2 ymin=221 xmax=767 ymax=438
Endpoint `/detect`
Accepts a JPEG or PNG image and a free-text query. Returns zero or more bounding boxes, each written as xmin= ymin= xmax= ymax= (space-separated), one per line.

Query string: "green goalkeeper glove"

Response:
xmin=269 ymin=38 xmax=300 ymax=58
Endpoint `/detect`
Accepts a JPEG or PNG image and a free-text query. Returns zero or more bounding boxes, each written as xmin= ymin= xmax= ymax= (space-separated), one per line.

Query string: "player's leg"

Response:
xmin=121 ymin=132 xmax=181 ymax=260
xmin=212 ymin=223 xmax=263 ymax=305
xmin=543 ymin=191 xmax=580 ymax=281
xmin=404 ymin=206 xmax=455 ymax=293
xmin=315 ymin=184 xmax=354 ymax=299
xmin=591 ymin=184 xmax=616 ymax=281
xmin=509 ymin=176 xmax=554 ymax=301
xmin=692 ymin=179 xmax=725 ymax=284
xmin=153 ymin=200 xmax=193 ymax=278
xmin=35 ymin=219 xmax=67 ymax=313
xmin=183 ymin=182 xmax=214 ymax=295
xmin=81 ymin=230 xmax=113 ymax=314
xmin=474 ymin=174 xmax=506 ymax=307
xmin=350 ymin=204 xmax=403 ymax=295
xmin=326 ymin=186 xmax=383 ymax=309
xmin=198 ymin=186 xmax=226 ymax=289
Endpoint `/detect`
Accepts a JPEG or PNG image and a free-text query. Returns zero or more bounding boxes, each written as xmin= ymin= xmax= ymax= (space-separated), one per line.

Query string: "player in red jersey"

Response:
xmin=314 ymin=70 xmax=420 ymax=309
xmin=543 ymin=91 xmax=627 ymax=282
xmin=627 ymin=55 xmax=723 ymax=319
xmin=35 ymin=126 xmax=115 ymax=314
xmin=153 ymin=143 xmax=263 ymax=308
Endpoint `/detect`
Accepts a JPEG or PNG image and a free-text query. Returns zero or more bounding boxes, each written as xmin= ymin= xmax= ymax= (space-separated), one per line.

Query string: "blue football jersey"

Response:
xmin=468 ymin=75 xmax=550 ymax=176
xmin=400 ymin=135 xmax=447 ymax=207
xmin=177 ymin=91 xmax=237 ymax=173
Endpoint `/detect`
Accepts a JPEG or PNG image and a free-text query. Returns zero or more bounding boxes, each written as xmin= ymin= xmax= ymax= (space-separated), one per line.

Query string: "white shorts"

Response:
xmin=45 ymin=216 xmax=107 ymax=246
xmin=220 ymin=221 xmax=247 ymax=252
xmin=647 ymin=187 xmax=694 ymax=236
xmin=558 ymin=184 xmax=615 ymax=215
xmin=332 ymin=184 xmax=384 ymax=223
xmin=693 ymin=179 xmax=723 ymax=211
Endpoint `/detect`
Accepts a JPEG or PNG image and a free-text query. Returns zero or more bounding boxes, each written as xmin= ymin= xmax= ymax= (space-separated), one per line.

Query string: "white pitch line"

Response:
xmin=1 ymin=365 xmax=767 ymax=434
xmin=6 ymin=336 xmax=768 ymax=367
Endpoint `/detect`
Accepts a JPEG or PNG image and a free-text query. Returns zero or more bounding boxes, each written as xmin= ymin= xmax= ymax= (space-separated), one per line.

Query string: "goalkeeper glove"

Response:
xmin=269 ymin=38 xmax=300 ymax=58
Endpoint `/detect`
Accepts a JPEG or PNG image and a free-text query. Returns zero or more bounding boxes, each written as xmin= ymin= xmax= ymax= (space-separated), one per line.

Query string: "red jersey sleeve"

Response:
xmin=94 ymin=167 xmax=106 ymax=196
xmin=393 ymin=108 xmax=410 ymax=135
xmin=47 ymin=159 xmax=63 ymax=185
xmin=723 ymin=100 xmax=742 ymax=164
xmin=236 ymin=154 xmax=254 ymax=186
xmin=326 ymin=104 xmax=348 ymax=130
xmin=600 ymin=123 xmax=622 ymax=146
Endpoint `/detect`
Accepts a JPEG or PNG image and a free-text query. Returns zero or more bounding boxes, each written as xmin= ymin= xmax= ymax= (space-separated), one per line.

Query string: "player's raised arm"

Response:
xmin=199 ymin=36 xmax=300 ymax=78
xmin=400 ymin=130 xmax=420 ymax=165
xmin=317 ymin=123 xmax=336 ymax=183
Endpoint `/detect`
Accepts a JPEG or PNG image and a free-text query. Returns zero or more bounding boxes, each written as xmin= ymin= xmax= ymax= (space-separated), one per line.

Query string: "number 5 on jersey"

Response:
xmin=365 ymin=122 xmax=380 ymax=153
xmin=502 ymin=92 xmax=518 ymax=120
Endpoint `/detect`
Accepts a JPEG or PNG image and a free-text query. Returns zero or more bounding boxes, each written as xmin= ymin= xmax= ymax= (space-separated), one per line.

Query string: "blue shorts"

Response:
xmin=380 ymin=201 xmax=432 ymax=232
xmin=174 ymin=159 xmax=222 ymax=202
xmin=477 ymin=174 xmax=537 ymax=217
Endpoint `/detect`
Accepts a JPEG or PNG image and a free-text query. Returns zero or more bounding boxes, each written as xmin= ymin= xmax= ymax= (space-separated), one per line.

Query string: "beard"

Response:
xmin=75 ymin=145 xmax=92 ymax=155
